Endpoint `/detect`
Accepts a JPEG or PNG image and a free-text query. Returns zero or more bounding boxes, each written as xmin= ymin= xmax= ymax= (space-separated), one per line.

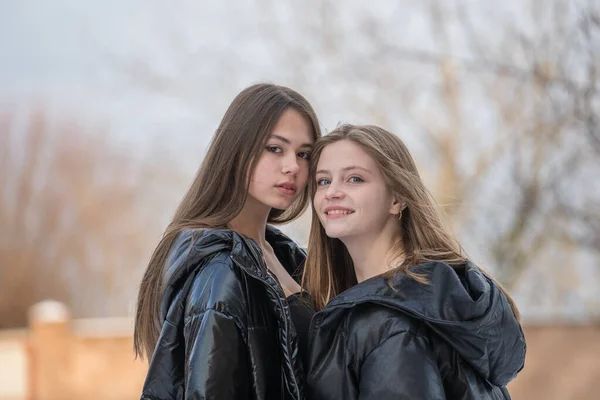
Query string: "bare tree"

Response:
xmin=103 ymin=0 xmax=600 ymax=316
xmin=0 ymin=109 xmax=178 ymax=328
xmin=258 ymin=0 xmax=600 ymax=289
xmin=447 ymin=0 xmax=600 ymax=286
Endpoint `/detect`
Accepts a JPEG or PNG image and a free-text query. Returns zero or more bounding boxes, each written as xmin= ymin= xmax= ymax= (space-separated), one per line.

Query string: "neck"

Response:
xmin=229 ymin=196 xmax=271 ymax=248
xmin=341 ymin=217 xmax=403 ymax=283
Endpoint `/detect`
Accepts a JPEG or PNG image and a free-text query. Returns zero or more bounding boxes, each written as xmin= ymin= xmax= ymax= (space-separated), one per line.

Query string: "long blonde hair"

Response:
xmin=303 ymin=124 xmax=519 ymax=319
xmin=134 ymin=83 xmax=321 ymax=359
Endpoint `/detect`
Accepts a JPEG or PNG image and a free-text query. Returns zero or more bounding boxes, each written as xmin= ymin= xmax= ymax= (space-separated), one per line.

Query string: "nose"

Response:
xmin=324 ymin=180 xmax=345 ymax=200
xmin=282 ymin=153 xmax=300 ymax=176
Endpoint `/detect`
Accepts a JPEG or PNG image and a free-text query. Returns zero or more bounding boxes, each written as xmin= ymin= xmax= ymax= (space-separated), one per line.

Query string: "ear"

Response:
xmin=389 ymin=197 xmax=404 ymax=216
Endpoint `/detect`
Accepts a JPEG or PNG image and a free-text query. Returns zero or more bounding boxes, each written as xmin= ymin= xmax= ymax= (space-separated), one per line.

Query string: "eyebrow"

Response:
xmin=315 ymin=165 xmax=371 ymax=175
xmin=270 ymin=134 xmax=313 ymax=148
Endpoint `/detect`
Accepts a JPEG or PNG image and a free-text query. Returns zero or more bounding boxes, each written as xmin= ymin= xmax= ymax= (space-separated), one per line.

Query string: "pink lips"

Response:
xmin=276 ymin=182 xmax=297 ymax=195
xmin=323 ymin=206 xmax=355 ymax=219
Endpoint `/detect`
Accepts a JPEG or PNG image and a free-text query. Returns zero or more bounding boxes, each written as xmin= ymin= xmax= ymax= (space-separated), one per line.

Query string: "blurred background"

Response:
xmin=1 ymin=0 xmax=599 ymax=398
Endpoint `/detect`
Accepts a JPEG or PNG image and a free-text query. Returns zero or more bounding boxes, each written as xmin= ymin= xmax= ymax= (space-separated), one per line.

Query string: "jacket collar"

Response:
xmin=318 ymin=261 xmax=526 ymax=387
xmin=229 ymin=225 xmax=306 ymax=281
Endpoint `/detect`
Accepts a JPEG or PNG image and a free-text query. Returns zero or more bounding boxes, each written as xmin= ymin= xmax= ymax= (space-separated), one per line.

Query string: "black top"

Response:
xmin=306 ymin=261 xmax=526 ymax=400
xmin=287 ymin=292 xmax=315 ymax=364
xmin=142 ymin=227 xmax=309 ymax=400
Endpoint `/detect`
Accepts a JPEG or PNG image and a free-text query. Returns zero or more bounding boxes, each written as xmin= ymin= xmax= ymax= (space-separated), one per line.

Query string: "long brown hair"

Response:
xmin=302 ymin=124 xmax=519 ymax=319
xmin=134 ymin=83 xmax=321 ymax=359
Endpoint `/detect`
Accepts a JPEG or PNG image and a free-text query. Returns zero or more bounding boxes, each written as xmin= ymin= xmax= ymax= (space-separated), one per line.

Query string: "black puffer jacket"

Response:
xmin=141 ymin=226 xmax=307 ymax=400
xmin=306 ymin=261 xmax=526 ymax=400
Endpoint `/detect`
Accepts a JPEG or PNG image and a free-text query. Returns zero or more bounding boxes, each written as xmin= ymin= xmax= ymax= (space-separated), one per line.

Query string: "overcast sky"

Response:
xmin=2 ymin=0 xmax=597 ymax=320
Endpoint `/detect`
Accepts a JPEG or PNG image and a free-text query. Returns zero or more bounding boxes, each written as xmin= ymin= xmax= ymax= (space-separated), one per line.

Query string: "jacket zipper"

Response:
xmin=231 ymin=256 xmax=302 ymax=400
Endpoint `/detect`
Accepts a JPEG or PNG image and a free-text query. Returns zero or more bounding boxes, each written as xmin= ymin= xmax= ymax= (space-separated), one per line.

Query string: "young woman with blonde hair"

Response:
xmin=304 ymin=124 xmax=526 ymax=399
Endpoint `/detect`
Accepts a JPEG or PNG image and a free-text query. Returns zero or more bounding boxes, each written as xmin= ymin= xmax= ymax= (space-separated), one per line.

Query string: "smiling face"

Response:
xmin=247 ymin=107 xmax=314 ymax=212
xmin=313 ymin=139 xmax=401 ymax=240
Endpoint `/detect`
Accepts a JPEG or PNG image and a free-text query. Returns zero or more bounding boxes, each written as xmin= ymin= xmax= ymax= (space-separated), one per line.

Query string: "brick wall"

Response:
xmin=0 ymin=301 xmax=147 ymax=400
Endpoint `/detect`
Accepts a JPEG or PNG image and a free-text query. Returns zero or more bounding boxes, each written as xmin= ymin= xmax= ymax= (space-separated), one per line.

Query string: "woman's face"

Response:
xmin=247 ymin=108 xmax=314 ymax=211
xmin=313 ymin=140 xmax=399 ymax=240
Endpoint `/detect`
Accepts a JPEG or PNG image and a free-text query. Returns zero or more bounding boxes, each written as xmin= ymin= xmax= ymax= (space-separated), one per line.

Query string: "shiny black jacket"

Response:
xmin=141 ymin=226 xmax=307 ymax=400
xmin=306 ymin=261 xmax=527 ymax=400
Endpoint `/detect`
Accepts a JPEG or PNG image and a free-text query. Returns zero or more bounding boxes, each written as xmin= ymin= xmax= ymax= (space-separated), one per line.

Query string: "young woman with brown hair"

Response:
xmin=303 ymin=124 xmax=526 ymax=399
xmin=134 ymin=83 xmax=321 ymax=400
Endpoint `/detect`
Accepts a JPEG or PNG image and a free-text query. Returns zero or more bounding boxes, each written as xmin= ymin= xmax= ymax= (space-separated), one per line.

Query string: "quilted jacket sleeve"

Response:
xmin=183 ymin=308 xmax=250 ymax=399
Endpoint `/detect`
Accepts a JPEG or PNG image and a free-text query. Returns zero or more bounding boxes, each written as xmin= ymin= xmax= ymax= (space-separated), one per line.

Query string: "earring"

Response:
xmin=397 ymin=210 xmax=403 ymax=220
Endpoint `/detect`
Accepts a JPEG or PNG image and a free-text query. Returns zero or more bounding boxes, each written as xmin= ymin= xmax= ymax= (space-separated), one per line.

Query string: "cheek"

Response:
xmin=297 ymin=161 xmax=310 ymax=183
xmin=250 ymin=156 xmax=271 ymax=183
xmin=313 ymin=192 xmax=325 ymax=217
xmin=357 ymin=190 xmax=389 ymax=219
xmin=246 ymin=179 xmax=261 ymax=200
xmin=313 ymin=191 xmax=323 ymax=208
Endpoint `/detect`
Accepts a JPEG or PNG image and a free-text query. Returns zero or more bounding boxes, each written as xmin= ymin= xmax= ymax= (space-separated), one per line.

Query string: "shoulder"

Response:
xmin=166 ymin=229 xmax=248 ymax=324
xmin=164 ymin=228 xmax=233 ymax=274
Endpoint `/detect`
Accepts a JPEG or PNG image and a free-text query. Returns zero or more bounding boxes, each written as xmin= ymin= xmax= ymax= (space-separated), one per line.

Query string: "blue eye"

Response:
xmin=297 ymin=151 xmax=311 ymax=160
xmin=348 ymin=176 xmax=363 ymax=183
xmin=317 ymin=178 xmax=331 ymax=186
xmin=266 ymin=146 xmax=282 ymax=153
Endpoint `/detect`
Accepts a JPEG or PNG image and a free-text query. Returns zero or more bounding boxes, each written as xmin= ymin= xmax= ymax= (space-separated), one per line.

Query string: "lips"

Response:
xmin=324 ymin=206 xmax=355 ymax=216
xmin=326 ymin=209 xmax=353 ymax=215
xmin=276 ymin=182 xmax=297 ymax=195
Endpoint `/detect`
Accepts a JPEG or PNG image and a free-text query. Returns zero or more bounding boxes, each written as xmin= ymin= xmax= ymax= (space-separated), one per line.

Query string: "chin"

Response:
xmin=266 ymin=198 xmax=295 ymax=211
xmin=323 ymin=227 xmax=347 ymax=240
